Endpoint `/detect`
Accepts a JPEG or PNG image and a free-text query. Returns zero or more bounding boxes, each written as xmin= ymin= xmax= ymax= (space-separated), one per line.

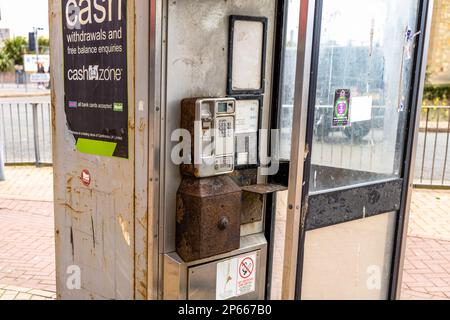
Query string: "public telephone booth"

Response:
xmin=49 ymin=0 xmax=434 ymax=300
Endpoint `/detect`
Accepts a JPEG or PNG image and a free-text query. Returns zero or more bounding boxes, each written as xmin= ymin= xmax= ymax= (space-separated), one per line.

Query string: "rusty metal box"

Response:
xmin=176 ymin=175 xmax=242 ymax=262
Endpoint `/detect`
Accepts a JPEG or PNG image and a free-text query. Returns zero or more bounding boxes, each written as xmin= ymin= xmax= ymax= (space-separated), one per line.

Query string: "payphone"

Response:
xmin=163 ymin=5 xmax=279 ymax=300
xmin=180 ymin=97 xmax=237 ymax=178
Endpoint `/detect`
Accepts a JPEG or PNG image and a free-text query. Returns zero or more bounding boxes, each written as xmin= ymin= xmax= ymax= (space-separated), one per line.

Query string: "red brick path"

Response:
xmin=401 ymin=190 xmax=450 ymax=300
xmin=0 ymin=167 xmax=449 ymax=300
xmin=0 ymin=167 xmax=55 ymax=300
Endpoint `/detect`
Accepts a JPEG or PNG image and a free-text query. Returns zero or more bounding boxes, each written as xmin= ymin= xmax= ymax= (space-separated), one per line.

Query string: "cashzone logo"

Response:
xmin=65 ymin=0 xmax=124 ymax=29
xmin=67 ymin=65 xmax=123 ymax=81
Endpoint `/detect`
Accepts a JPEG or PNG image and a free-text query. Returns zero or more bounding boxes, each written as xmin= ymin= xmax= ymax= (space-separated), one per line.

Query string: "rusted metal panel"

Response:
xmin=241 ymin=191 xmax=264 ymax=225
xmin=176 ymin=176 xmax=242 ymax=262
xmin=179 ymin=98 xmax=200 ymax=177
xmin=230 ymin=169 xmax=262 ymax=225
xmin=242 ymin=184 xmax=288 ymax=194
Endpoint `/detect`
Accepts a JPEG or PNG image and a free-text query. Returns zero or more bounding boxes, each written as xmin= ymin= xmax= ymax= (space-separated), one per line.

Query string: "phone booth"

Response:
xmin=49 ymin=0 xmax=434 ymax=300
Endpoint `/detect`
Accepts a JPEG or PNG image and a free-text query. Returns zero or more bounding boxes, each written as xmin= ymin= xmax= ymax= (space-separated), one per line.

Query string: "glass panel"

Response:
xmin=280 ymin=0 xmax=301 ymax=161
xmin=301 ymin=212 xmax=397 ymax=300
xmin=310 ymin=0 xmax=420 ymax=192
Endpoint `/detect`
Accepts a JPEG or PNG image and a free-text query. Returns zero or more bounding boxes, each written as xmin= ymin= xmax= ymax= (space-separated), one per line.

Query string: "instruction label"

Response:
xmin=62 ymin=0 xmax=129 ymax=158
xmin=216 ymin=253 xmax=258 ymax=300
xmin=235 ymin=99 xmax=259 ymax=166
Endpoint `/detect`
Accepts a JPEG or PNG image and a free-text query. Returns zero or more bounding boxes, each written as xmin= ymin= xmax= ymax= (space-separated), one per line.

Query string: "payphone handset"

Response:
xmin=181 ymin=97 xmax=237 ymax=178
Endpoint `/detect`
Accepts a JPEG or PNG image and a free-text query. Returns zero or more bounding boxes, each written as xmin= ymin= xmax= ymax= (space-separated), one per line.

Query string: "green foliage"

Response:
xmin=2 ymin=37 xmax=27 ymax=66
xmin=38 ymin=37 xmax=50 ymax=54
xmin=0 ymin=50 xmax=12 ymax=72
xmin=423 ymin=84 xmax=450 ymax=106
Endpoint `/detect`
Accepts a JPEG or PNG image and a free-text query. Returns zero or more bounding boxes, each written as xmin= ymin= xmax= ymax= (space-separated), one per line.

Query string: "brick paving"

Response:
xmin=401 ymin=189 xmax=450 ymax=300
xmin=271 ymin=189 xmax=450 ymax=300
xmin=0 ymin=166 xmax=55 ymax=300
xmin=0 ymin=166 xmax=449 ymax=300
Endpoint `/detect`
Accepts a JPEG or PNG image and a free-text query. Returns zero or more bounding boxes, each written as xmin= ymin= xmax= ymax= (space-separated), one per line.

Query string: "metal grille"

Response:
xmin=0 ymin=103 xmax=52 ymax=166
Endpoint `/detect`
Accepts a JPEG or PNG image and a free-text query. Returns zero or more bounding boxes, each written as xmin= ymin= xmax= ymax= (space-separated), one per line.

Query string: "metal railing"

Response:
xmin=0 ymin=103 xmax=52 ymax=166
xmin=0 ymin=102 xmax=447 ymax=187
xmin=414 ymin=106 xmax=450 ymax=188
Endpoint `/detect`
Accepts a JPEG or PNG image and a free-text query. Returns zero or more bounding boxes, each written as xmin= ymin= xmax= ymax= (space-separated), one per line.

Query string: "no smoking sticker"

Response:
xmin=237 ymin=254 xmax=257 ymax=296
xmin=216 ymin=253 xmax=258 ymax=300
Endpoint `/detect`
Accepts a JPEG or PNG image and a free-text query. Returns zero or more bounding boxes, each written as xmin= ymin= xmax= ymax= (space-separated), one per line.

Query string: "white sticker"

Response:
xmin=237 ymin=254 xmax=257 ymax=296
xmin=237 ymin=152 xmax=249 ymax=166
xmin=350 ymin=96 xmax=373 ymax=123
xmin=216 ymin=258 xmax=238 ymax=300
xmin=235 ymin=100 xmax=259 ymax=134
xmin=216 ymin=253 xmax=258 ymax=300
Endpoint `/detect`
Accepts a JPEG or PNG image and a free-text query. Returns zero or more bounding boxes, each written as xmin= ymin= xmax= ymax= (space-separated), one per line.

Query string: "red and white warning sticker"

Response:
xmin=237 ymin=254 xmax=257 ymax=296
xmin=216 ymin=253 xmax=258 ymax=300
xmin=80 ymin=169 xmax=91 ymax=187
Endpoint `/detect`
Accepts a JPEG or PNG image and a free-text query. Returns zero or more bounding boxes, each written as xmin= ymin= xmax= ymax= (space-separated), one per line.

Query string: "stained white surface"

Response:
xmin=351 ymin=96 xmax=373 ymax=123
xmin=231 ymin=20 xmax=264 ymax=91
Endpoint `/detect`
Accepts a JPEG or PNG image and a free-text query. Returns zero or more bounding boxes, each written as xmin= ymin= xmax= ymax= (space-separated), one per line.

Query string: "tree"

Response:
xmin=0 ymin=51 xmax=12 ymax=72
xmin=38 ymin=37 xmax=50 ymax=54
xmin=3 ymin=37 xmax=27 ymax=66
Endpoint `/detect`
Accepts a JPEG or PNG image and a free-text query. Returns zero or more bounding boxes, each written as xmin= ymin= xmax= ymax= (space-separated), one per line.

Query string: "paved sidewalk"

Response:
xmin=401 ymin=189 xmax=450 ymax=300
xmin=0 ymin=167 xmax=55 ymax=300
xmin=0 ymin=166 xmax=450 ymax=300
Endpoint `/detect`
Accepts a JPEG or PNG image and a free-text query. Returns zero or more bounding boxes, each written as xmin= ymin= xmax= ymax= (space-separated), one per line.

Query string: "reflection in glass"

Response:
xmin=310 ymin=0 xmax=420 ymax=192
xmin=280 ymin=0 xmax=301 ymax=161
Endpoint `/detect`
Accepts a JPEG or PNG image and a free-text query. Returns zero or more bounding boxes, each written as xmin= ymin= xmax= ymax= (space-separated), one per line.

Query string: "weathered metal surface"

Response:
xmin=50 ymin=0 xmax=139 ymax=300
xmin=230 ymin=168 xmax=258 ymax=187
xmin=239 ymin=184 xmax=288 ymax=225
xmin=180 ymin=98 xmax=199 ymax=177
xmin=241 ymin=191 xmax=264 ymax=225
xmin=163 ymin=0 xmax=277 ymax=254
xmin=230 ymin=169 xmax=262 ymax=225
xmin=306 ymin=179 xmax=404 ymax=231
xmin=241 ymin=184 xmax=288 ymax=194
xmin=134 ymin=0 xmax=151 ymax=300
xmin=176 ymin=176 xmax=242 ymax=262
xmin=164 ymin=233 xmax=268 ymax=300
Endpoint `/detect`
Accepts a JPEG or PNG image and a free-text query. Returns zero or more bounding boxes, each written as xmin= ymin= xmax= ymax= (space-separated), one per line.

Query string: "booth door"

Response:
xmin=289 ymin=0 xmax=429 ymax=300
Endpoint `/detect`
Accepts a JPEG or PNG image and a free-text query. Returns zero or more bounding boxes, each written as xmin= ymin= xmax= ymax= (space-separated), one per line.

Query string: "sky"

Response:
xmin=0 ymin=0 xmax=49 ymax=38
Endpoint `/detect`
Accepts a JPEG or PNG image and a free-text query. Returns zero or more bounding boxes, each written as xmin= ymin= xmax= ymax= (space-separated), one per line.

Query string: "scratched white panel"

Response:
xmin=231 ymin=20 xmax=264 ymax=91
xmin=301 ymin=212 xmax=397 ymax=300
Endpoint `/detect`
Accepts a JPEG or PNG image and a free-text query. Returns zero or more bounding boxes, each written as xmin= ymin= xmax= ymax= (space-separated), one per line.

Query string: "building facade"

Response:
xmin=427 ymin=0 xmax=450 ymax=84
